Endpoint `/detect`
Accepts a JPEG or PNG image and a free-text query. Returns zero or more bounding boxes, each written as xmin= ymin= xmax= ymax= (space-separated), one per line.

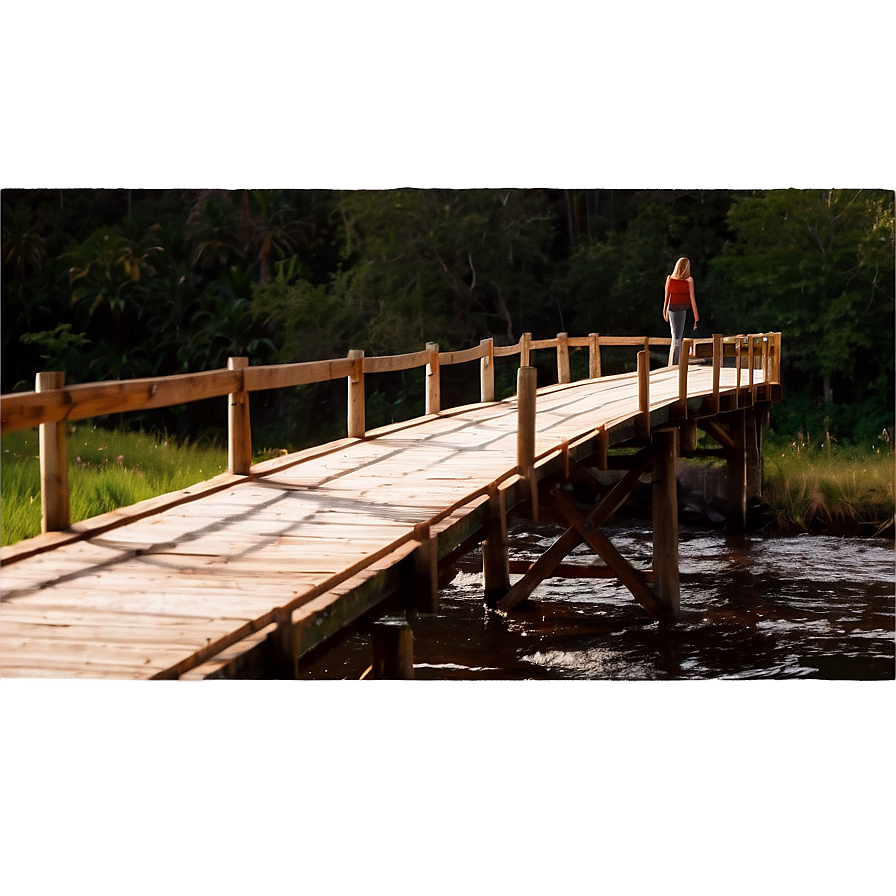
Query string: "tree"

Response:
xmin=252 ymin=189 xmax=558 ymax=360
xmin=554 ymin=197 xmax=692 ymax=338
xmin=710 ymin=189 xmax=894 ymax=437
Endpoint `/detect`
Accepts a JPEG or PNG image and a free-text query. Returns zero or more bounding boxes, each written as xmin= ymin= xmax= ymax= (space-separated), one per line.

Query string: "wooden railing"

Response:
xmin=1 ymin=331 xmax=781 ymax=534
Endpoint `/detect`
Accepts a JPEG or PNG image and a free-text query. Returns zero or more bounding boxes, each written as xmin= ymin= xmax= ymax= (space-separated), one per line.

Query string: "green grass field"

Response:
xmin=1 ymin=425 xmax=228 ymax=546
xmin=762 ymin=435 xmax=894 ymax=535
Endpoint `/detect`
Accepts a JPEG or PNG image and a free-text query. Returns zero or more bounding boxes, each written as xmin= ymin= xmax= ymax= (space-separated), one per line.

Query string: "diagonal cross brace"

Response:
xmin=496 ymin=444 xmax=658 ymax=612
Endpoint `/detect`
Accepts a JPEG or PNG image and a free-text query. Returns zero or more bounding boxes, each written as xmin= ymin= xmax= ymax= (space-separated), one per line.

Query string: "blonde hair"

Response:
xmin=671 ymin=257 xmax=691 ymax=280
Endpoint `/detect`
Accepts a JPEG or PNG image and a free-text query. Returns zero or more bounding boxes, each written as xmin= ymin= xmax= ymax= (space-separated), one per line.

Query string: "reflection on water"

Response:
xmin=298 ymin=522 xmax=895 ymax=681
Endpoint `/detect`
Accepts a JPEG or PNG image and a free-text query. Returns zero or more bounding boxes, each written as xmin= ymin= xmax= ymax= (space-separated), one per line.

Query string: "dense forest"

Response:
xmin=2 ymin=188 xmax=893 ymax=447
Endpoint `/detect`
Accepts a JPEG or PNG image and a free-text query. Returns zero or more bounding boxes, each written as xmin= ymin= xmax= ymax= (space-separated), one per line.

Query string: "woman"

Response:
xmin=663 ymin=256 xmax=700 ymax=366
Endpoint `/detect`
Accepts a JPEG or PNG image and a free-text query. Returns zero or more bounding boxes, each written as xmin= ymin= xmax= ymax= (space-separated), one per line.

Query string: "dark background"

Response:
xmin=3 ymin=6 xmax=893 ymax=892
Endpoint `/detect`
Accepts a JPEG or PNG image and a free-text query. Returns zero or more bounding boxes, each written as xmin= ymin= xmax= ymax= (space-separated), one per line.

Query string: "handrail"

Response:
xmin=2 ymin=330 xmax=781 ymax=535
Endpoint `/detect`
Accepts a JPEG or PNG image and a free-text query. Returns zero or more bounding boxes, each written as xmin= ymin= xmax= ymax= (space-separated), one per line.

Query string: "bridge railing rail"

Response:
xmin=1 ymin=331 xmax=781 ymax=534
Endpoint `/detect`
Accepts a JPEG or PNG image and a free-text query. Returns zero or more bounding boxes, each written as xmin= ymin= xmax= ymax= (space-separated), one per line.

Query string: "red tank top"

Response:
xmin=667 ymin=277 xmax=691 ymax=309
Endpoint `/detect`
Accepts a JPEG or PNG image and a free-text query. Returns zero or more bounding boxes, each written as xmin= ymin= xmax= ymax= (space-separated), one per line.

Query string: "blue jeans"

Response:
xmin=668 ymin=309 xmax=687 ymax=365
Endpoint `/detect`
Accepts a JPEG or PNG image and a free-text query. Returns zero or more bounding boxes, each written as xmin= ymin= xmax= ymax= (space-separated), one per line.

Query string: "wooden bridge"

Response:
xmin=1 ymin=332 xmax=781 ymax=679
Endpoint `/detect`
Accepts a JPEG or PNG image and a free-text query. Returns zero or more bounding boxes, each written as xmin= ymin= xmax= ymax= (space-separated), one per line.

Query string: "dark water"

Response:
xmin=298 ymin=522 xmax=895 ymax=680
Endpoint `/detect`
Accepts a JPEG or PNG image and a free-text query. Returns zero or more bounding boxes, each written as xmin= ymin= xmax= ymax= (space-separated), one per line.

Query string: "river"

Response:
xmin=298 ymin=521 xmax=895 ymax=680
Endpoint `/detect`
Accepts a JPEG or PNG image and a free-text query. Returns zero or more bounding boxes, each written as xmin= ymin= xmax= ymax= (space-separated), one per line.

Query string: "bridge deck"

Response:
xmin=1 ymin=364 xmax=768 ymax=679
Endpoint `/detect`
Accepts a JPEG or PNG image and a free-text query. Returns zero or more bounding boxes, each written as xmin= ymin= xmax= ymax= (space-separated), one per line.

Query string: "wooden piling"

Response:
xmin=745 ymin=406 xmax=763 ymax=509
xmin=372 ymin=617 xmax=414 ymax=679
xmin=227 ymin=357 xmax=252 ymax=475
xmin=36 ymin=371 xmax=70 ymax=532
xmin=272 ymin=608 xmax=297 ymax=679
xmin=726 ymin=410 xmax=748 ymax=533
xmin=483 ymin=487 xmax=510 ymax=606
xmin=652 ymin=429 xmax=680 ymax=619
xmin=411 ymin=524 xmax=439 ymax=614
xmin=347 ymin=349 xmax=365 ymax=438
xmin=516 ymin=366 xmax=538 ymax=519
xmin=680 ymin=419 xmax=698 ymax=454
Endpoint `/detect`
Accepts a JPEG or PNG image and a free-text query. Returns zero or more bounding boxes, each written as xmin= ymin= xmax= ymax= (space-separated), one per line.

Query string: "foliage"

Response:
xmin=2 ymin=187 xmax=893 ymax=448
xmin=553 ymin=190 xmax=733 ymax=338
xmin=711 ymin=189 xmax=895 ymax=409
xmin=252 ymin=189 xmax=559 ymax=363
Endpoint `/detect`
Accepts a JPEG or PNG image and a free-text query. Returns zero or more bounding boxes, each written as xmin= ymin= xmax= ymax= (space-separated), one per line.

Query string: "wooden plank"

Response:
xmin=507 ymin=560 xmax=655 ymax=582
xmin=1 ymin=369 xmax=240 ymax=433
xmin=439 ymin=343 xmax=488 ymax=366
xmin=363 ymin=349 xmax=428 ymax=374
xmin=243 ymin=357 xmax=352 ymax=391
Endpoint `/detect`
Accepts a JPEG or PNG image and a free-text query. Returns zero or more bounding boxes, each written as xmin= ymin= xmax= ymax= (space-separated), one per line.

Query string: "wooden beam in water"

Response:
xmin=550 ymin=489 xmax=664 ymax=620
xmin=507 ymin=559 xmax=655 ymax=582
xmin=482 ymin=486 xmax=511 ymax=606
xmin=726 ymin=409 xmax=748 ymax=534
xmin=372 ymin=617 xmax=414 ymax=679
xmin=497 ymin=445 xmax=657 ymax=612
xmin=699 ymin=419 xmax=736 ymax=451
xmin=651 ymin=429 xmax=680 ymax=620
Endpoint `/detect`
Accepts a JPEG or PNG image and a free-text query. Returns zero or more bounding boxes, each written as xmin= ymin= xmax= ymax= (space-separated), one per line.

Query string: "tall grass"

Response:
xmin=1 ymin=426 xmax=228 ymax=546
xmin=763 ymin=432 xmax=895 ymax=535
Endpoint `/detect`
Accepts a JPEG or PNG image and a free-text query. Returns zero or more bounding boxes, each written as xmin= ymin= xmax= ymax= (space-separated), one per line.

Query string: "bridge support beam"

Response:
xmin=726 ymin=410 xmax=748 ymax=534
xmin=651 ymin=429 xmax=680 ymax=620
xmin=482 ymin=487 xmax=511 ymax=606
xmin=746 ymin=406 xmax=764 ymax=510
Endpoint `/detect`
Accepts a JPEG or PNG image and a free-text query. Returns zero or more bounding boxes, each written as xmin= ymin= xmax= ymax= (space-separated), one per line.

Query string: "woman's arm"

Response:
xmin=689 ymin=277 xmax=699 ymax=324
xmin=663 ymin=276 xmax=671 ymax=321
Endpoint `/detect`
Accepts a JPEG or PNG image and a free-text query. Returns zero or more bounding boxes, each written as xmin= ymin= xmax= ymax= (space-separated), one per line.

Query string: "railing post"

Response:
xmin=775 ymin=332 xmax=783 ymax=384
xmin=735 ymin=337 xmax=743 ymax=408
xmin=637 ymin=350 xmax=650 ymax=438
xmin=711 ymin=333 xmax=722 ymax=412
xmin=347 ymin=349 xmax=365 ymax=438
xmin=480 ymin=338 xmax=495 ymax=402
xmin=425 ymin=342 xmax=440 ymax=415
xmin=517 ymin=365 xmax=538 ymax=520
xmin=748 ymin=334 xmax=756 ymax=403
xmin=556 ymin=332 xmax=570 ymax=384
xmin=520 ymin=332 xmax=532 ymax=367
xmin=36 ymin=371 xmax=70 ymax=532
xmin=588 ymin=333 xmax=601 ymax=378
xmin=227 ymin=357 xmax=252 ymax=475
xmin=677 ymin=338 xmax=692 ymax=417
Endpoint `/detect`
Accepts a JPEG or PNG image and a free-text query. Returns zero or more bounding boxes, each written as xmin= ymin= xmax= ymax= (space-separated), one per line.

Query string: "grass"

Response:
xmin=1 ymin=425 xmax=228 ymax=546
xmin=762 ymin=432 xmax=895 ymax=536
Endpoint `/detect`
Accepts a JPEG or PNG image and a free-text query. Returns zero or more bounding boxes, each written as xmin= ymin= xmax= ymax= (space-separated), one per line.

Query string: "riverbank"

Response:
xmin=591 ymin=441 xmax=894 ymax=539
